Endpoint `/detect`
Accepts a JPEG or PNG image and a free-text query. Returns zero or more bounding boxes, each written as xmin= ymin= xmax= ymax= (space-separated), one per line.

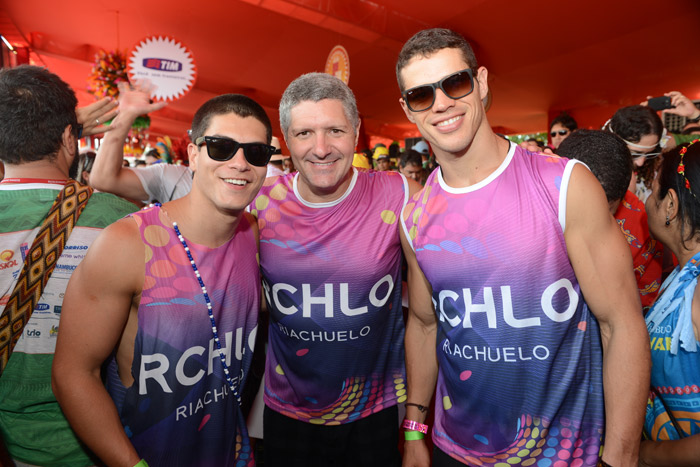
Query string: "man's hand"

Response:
xmin=519 ymin=140 xmax=555 ymax=155
xmin=664 ymin=91 xmax=700 ymax=120
xmin=76 ymin=97 xmax=119 ymax=136
xmin=117 ymin=80 xmax=167 ymax=120
xmin=643 ymin=91 xmax=700 ymax=120
xmin=403 ymin=439 xmax=431 ymax=467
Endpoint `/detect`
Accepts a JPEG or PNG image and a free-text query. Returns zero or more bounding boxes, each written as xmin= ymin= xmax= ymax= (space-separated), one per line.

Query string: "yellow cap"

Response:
xmin=372 ymin=146 xmax=389 ymax=159
xmin=353 ymin=153 xmax=371 ymax=169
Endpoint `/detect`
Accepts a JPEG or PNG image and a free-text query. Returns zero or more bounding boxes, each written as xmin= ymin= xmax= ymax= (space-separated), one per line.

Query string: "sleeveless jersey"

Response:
xmin=402 ymin=144 xmax=605 ymax=466
xmin=105 ymin=205 xmax=259 ymax=467
xmin=251 ymin=168 xmax=408 ymax=425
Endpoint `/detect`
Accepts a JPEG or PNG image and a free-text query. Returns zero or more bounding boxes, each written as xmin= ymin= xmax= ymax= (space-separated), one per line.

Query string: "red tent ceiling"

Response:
xmin=2 ymin=0 xmax=700 ymax=147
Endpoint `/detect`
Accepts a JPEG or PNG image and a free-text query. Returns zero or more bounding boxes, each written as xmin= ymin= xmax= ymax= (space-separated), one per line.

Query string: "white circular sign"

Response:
xmin=127 ymin=36 xmax=197 ymax=102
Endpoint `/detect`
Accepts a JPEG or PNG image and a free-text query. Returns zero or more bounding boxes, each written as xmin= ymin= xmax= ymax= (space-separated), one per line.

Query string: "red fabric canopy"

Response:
xmin=3 ymin=0 xmax=699 ymax=146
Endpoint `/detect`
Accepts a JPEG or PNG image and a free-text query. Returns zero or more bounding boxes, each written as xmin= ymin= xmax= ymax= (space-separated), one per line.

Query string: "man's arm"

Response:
xmin=89 ymin=82 xmax=166 ymax=200
xmin=52 ymin=218 xmax=145 ymax=467
xmin=564 ymin=164 xmax=651 ymax=467
xmin=639 ymin=431 xmax=700 ymax=466
xmin=400 ymin=225 xmax=438 ymax=467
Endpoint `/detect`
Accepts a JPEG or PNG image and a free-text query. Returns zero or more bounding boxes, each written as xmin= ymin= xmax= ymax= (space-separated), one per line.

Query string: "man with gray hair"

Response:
xmin=250 ymin=72 xmax=420 ymax=465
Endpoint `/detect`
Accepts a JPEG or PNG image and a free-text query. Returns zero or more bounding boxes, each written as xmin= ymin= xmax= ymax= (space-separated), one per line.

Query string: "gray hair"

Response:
xmin=279 ymin=73 xmax=360 ymax=137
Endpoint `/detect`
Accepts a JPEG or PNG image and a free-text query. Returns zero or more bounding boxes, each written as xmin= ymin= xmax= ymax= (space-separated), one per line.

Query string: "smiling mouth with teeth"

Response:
xmin=437 ymin=115 xmax=462 ymax=127
xmin=224 ymin=178 xmax=247 ymax=185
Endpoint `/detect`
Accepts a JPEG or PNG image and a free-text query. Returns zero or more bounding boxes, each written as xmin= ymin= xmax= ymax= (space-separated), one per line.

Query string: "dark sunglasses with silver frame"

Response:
xmin=195 ymin=136 xmax=276 ymax=167
xmin=550 ymin=130 xmax=569 ymax=137
xmin=402 ymin=68 xmax=475 ymax=113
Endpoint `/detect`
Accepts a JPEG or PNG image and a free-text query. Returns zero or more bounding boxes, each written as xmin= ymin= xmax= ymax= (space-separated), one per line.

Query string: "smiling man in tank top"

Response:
xmin=52 ymin=94 xmax=275 ymax=467
xmin=396 ymin=28 xmax=651 ymax=467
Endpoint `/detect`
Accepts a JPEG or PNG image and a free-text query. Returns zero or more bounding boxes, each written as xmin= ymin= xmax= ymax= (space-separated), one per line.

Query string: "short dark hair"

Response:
xmin=0 ymin=65 xmax=78 ymax=164
xmin=399 ymin=149 xmax=423 ymax=169
xmin=190 ymin=94 xmax=272 ymax=144
xmin=607 ymin=105 xmax=664 ymax=144
xmin=526 ymin=138 xmax=545 ymax=150
xmin=144 ymin=148 xmax=160 ymax=159
xmin=655 ymin=141 xmax=700 ymax=246
xmin=556 ymin=129 xmax=632 ymax=203
xmin=550 ymin=112 xmax=578 ymax=132
xmin=396 ymin=28 xmax=478 ymax=92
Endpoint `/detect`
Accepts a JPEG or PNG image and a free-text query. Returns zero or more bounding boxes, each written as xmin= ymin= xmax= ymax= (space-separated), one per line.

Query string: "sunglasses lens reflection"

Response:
xmin=245 ymin=144 xmax=274 ymax=166
xmin=207 ymin=138 xmax=237 ymax=161
xmin=442 ymin=71 xmax=473 ymax=99
xmin=405 ymin=86 xmax=436 ymax=112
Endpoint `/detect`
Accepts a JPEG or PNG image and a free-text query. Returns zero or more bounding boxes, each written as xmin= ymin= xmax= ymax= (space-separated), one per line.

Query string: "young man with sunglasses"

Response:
xmin=52 ymin=94 xmax=274 ymax=466
xmin=249 ymin=72 xmax=420 ymax=466
xmin=395 ymin=28 xmax=650 ymax=467
xmin=548 ymin=111 xmax=578 ymax=150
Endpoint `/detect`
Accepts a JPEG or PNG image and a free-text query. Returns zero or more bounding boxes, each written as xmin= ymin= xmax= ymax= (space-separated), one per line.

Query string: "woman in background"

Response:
xmin=641 ymin=140 xmax=700 ymax=465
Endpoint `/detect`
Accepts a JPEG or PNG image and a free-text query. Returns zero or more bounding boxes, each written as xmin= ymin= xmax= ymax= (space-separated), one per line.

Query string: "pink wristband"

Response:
xmin=402 ymin=419 xmax=429 ymax=434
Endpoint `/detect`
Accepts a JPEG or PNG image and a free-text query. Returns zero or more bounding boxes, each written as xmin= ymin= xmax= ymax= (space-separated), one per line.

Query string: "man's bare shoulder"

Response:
xmin=82 ymin=216 xmax=145 ymax=288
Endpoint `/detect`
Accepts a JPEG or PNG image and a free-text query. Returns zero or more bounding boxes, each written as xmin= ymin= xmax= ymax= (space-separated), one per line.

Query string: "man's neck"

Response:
xmin=3 ymin=159 xmax=70 ymax=182
xmin=163 ymin=194 xmax=243 ymax=249
xmin=296 ymin=167 xmax=354 ymax=204
xmin=435 ymin=129 xmax=510 ymax=189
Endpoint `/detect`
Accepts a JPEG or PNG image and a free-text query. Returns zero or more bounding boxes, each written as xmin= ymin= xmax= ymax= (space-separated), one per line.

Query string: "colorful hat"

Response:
xmin=353 ymin=153 xmax=372 ymax=169
xmin=373 ymin=146 xmax=390 ymax=160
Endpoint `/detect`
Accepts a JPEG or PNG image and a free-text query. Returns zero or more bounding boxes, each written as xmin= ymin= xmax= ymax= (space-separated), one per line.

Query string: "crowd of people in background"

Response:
xmin=0 ymin=26 xmax=699 ymax=467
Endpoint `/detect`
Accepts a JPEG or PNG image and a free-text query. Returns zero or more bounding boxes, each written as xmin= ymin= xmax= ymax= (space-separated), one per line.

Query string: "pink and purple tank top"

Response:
xmin=252 ymin=168 xmax=408 ymax=425
xmin=105 ymin=205 xmax=259 ymax=467
xmin=402 ymin=144 xmax=605 ymax=466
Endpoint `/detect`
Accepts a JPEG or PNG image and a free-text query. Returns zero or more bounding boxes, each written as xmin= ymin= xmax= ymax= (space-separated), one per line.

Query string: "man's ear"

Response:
xmin=61 ymin=124 xmax=76 ymax=154
xmin=399 ymin=98 xmax=416 ymax=124
xmin=187 ymin=142 xmax=199 ymax=173
xmin=354 ymin=119 xmax=362 ymax=147
xmin=475 ymin=66 xmax=489 ymax=101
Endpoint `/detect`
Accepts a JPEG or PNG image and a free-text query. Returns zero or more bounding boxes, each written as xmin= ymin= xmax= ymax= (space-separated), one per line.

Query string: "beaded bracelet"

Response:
xmin=402 ymin=419 xmax=429 ymax=434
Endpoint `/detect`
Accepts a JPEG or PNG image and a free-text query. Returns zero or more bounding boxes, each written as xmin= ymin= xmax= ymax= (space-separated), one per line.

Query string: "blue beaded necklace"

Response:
xmin=153 ymin=203 xmax=241 ymax=403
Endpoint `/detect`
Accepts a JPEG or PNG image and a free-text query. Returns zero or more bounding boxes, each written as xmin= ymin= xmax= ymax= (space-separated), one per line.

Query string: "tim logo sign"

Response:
xmin=143 ymin=58 xmax=183 ymax=72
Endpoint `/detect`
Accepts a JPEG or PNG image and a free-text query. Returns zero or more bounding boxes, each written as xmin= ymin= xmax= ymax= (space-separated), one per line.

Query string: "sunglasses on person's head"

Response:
xmin=550 ymin=130 xmax=569 ymax=137
xmin=195 ymin=136 xmax=276 ymax=167
xmin=402 ymin=69 xmax=475 ymax=112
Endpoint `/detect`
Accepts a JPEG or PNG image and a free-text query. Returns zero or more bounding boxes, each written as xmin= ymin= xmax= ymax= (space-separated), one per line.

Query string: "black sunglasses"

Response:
xmin=550 ymin=130 xmax=569 ymax=137
xmin=195 ymin=136 xmax=276 ymax=167
xmin=402 ymin=69 xmax=475 ymax=112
